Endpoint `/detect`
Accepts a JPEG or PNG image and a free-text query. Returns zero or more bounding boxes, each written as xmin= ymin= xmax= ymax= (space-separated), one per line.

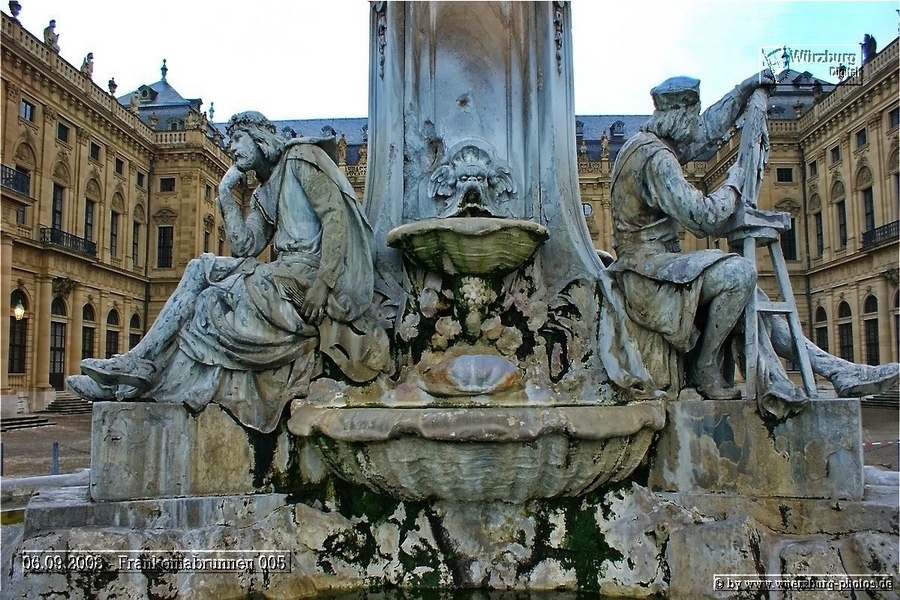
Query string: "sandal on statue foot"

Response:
xmin=81 ymin=354 xmax=155 ymax=388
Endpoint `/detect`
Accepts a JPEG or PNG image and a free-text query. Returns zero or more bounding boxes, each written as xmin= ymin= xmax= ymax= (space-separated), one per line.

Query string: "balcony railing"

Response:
xmin=861 ymin=220 xmax=899 ymax=248
xmin=40 ymin=227 xmax=97 ymax=257
xmin=1 ymin=164 xmax=30 ymax=196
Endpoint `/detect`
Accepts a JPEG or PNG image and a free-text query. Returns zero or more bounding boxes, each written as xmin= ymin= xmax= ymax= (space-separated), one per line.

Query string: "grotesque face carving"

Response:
xmin=428 ymin=145 xmax=516 ymax=217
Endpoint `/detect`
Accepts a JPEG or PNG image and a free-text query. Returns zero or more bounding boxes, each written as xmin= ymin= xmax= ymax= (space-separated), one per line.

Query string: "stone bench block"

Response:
xmin=90 ymin=402 xmax=291 ymax=501
xmin=648 ymin=399 xmax=863 ymax=500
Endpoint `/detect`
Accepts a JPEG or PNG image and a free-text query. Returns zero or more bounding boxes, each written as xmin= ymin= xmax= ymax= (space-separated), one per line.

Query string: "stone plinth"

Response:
xmin=90 ymin=402 xmax=294 ymax=501
xmin=648 ymin=399 xmax=864 ymax=500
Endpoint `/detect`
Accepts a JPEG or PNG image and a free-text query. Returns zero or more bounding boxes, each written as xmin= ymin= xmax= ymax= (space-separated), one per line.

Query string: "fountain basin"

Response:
xmin=386 ymin=217 xmax=549 ymax=276
xmin=288 ymin=402 xmax=665 ymax=503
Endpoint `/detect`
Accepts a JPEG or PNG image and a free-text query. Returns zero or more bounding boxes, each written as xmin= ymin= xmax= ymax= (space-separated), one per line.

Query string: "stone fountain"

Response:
xmin=7 ymin=2 xmax=897 ymax=599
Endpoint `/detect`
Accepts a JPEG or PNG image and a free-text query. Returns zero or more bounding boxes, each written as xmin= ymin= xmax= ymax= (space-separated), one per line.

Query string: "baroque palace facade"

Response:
xmin=2 ymin=9 xmax=897 ymax=413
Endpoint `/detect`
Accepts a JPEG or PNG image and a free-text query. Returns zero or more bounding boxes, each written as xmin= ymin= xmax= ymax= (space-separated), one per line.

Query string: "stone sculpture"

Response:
xmin=42 ymin=19 xmax=59 ymax=52
xmin=68 ymin=111 xmax=386 ymax=432
xmin=80 ymin=52 xmax=93 ymax=77
xmin=605 ymin=74 xmax=898 ymax=415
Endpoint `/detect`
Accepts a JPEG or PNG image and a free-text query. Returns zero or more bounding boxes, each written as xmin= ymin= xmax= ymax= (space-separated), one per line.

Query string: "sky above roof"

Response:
xmin=17 ymin=1 xmax=898 ymax=122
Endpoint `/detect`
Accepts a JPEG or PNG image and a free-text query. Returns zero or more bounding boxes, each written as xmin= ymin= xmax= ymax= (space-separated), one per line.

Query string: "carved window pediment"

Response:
xmin=153 ymin=207 xmax=178 ymax=225
xmin=133 ymin=203 xmax=146 ymax=223
xmin=14 ymin=142 xmax=36 ymax=167
xmin=775 ymin=198 xmax=800 ymax=217
xmin=85 ymin=178 xmax=102 ymax=200
xmin=203 ymin=213 xmax=215 ymax=233
xmin=111 ymin=192 xmax=125 ymax=213
xmin=855 ymin=165 xmax=873 ymax=189
xmin=808 ymin=193 xmax=822 ymax=213
xmin=52 ymin=160 xmax=71 ymax=184
xmin=830 ymin=180 xmax=845 ymax=201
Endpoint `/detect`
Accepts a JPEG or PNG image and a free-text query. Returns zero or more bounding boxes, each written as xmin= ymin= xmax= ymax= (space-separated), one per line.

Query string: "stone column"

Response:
xmin=69 ymin=285 xmax=83 ymax=375
xmin=34 ymin=275 xmax=53 ymax=410
xmin=1 ymin=233 xmax=12 ymax=393
xmin=98 ymin=292 xmax=108 ymax=358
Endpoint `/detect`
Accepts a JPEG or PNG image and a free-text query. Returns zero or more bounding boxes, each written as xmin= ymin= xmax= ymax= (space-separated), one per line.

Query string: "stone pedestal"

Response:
xmin=90 ymin=402 xmax=296 ymax=501
xmin=648 ymin=399 xmax=864 ymax=500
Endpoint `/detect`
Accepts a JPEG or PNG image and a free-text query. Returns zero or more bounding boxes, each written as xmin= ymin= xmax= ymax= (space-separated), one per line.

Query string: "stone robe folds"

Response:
xmin=608 ymin=132 xmax=741 ymax=354
xmin=136 ymin=140 xmax=375 ymax=433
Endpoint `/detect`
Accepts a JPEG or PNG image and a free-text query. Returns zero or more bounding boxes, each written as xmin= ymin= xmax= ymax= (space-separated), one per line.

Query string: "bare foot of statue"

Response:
xmin=81 ymin=354 xmax=156 ymax=388
xmin=830 ymin=363 xmax=900 ymax=397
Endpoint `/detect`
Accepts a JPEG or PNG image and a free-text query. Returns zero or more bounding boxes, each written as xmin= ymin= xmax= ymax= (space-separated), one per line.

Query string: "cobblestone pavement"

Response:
xmin=0 ymin=406 xmax=896 ymax=477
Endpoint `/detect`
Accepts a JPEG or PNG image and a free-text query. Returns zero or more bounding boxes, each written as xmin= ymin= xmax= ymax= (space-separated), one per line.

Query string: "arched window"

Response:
xmin=129 ymin=314 xmax=142 ymax=350
xmin=51 ymin=297 xmax=67 ymax=316
xmin=863 ymin=295 xmax=879 ymax=365
xmin=82 ymin=304 xmax=96 ymax=359
xmin=814 ymin=306 xmax=828 ymax=352
xmin=8 ymin=290 xmax=29 ymax=373
xmin=106 ymin=309 xmax=120 ymax=357
xmin=836 ymin=301 xmax=853 ymax=361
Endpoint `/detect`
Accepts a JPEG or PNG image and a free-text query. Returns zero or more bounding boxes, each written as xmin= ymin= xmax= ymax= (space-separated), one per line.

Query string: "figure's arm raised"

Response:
xmin=217 ymin=165 xmax=274 ymax=257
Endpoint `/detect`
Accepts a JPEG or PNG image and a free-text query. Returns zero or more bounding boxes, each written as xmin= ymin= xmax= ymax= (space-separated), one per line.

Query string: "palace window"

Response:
xmin=106 ymin=309 xmax=120 ymax=358
xmin=814 ymin=212 xmax=823 ymax=257
xmin=19 ymin=99 xmax=35 ymax=122
xmin=82 ymin=304 xmax=95 ymax=360
xmin=890 ymin=107 xmax=899 ymax=130
xmin=57 ymin=122 xmax=70 ymax=143
xmin=52 ymin=183 xmax=64 ymax=230
xmin=159 ymin=177 xmax=175 ymax=193
xmin=807 ymin=160 xmax=817 ymax=178
xmin=780 ymin=218 xmax=797 ymax=260
xmin=115 ymin=157 xmax=124 ymax=175
xmin=855 ymin=128 xmax=867 ymax=148
xmin=110 ymin=211 xmax=119 ymax=258
xmin=89 ymin=142 xmax=101 ymax=161
xmin=814 ymin=307 xmax=828 ymax=353
xmin=862 ymin=187 xmax=875 ymax=232
xmin=837 ymin=301 xmax=853 ymax=362
xmin=836 ymin=201 xmax=847 ymax=248
xmin=137 ymin=172 xmax=145 ymax=188
xmin=830 ymin=146 xmax=840 ymax=164
xmin=129 ymin=314 xmax=141 ymax=350
xmin=84 ymin=200 xmax=95 ymax=242
xmin=157 ymin=226 xmax=173 ymax=268
xmin=776 ymin=167 xmax=793 ymax=183
xmin=863 ymin=296 xmax=879 ymax=366
xmin=132 ymin=221 xmax=141 ymax=266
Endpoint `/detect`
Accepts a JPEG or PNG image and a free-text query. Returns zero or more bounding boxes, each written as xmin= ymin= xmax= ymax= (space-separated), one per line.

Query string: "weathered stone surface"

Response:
xmin=779 ymin=539 xmax=851 ymax=600
xmin=658 ymin=492 xmax=899 ymax=536
xmin=8 ymin=478 xmax=900 ymax=598
xmin=666 ymin=516 xmax=769 ymax=600
xmin=649 ymin=399 xmax=864 ymax=499
xmin=597 ymin=484 xmax=709 ymax=597
xmin=91 ymin=402 xmax=293 ymax=501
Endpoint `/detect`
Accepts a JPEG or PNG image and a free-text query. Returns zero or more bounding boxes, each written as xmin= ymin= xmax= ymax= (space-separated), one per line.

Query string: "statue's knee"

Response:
xmin=724 ymin=256 xmax=756 ymax=292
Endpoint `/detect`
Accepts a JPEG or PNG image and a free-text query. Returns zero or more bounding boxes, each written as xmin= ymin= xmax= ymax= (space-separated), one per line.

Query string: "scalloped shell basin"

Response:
xmin=386 ymin=217 xmax=550 ymax=276
xmin=289 ymin=402 xmax=666 ymax=503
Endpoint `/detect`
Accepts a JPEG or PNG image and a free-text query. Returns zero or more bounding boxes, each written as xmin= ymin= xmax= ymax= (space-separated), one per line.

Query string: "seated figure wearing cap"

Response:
xmin=68 ymin=111 xmax=386 ymax=432
xmin=606 ymin=73 xmax=898 ymax=415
